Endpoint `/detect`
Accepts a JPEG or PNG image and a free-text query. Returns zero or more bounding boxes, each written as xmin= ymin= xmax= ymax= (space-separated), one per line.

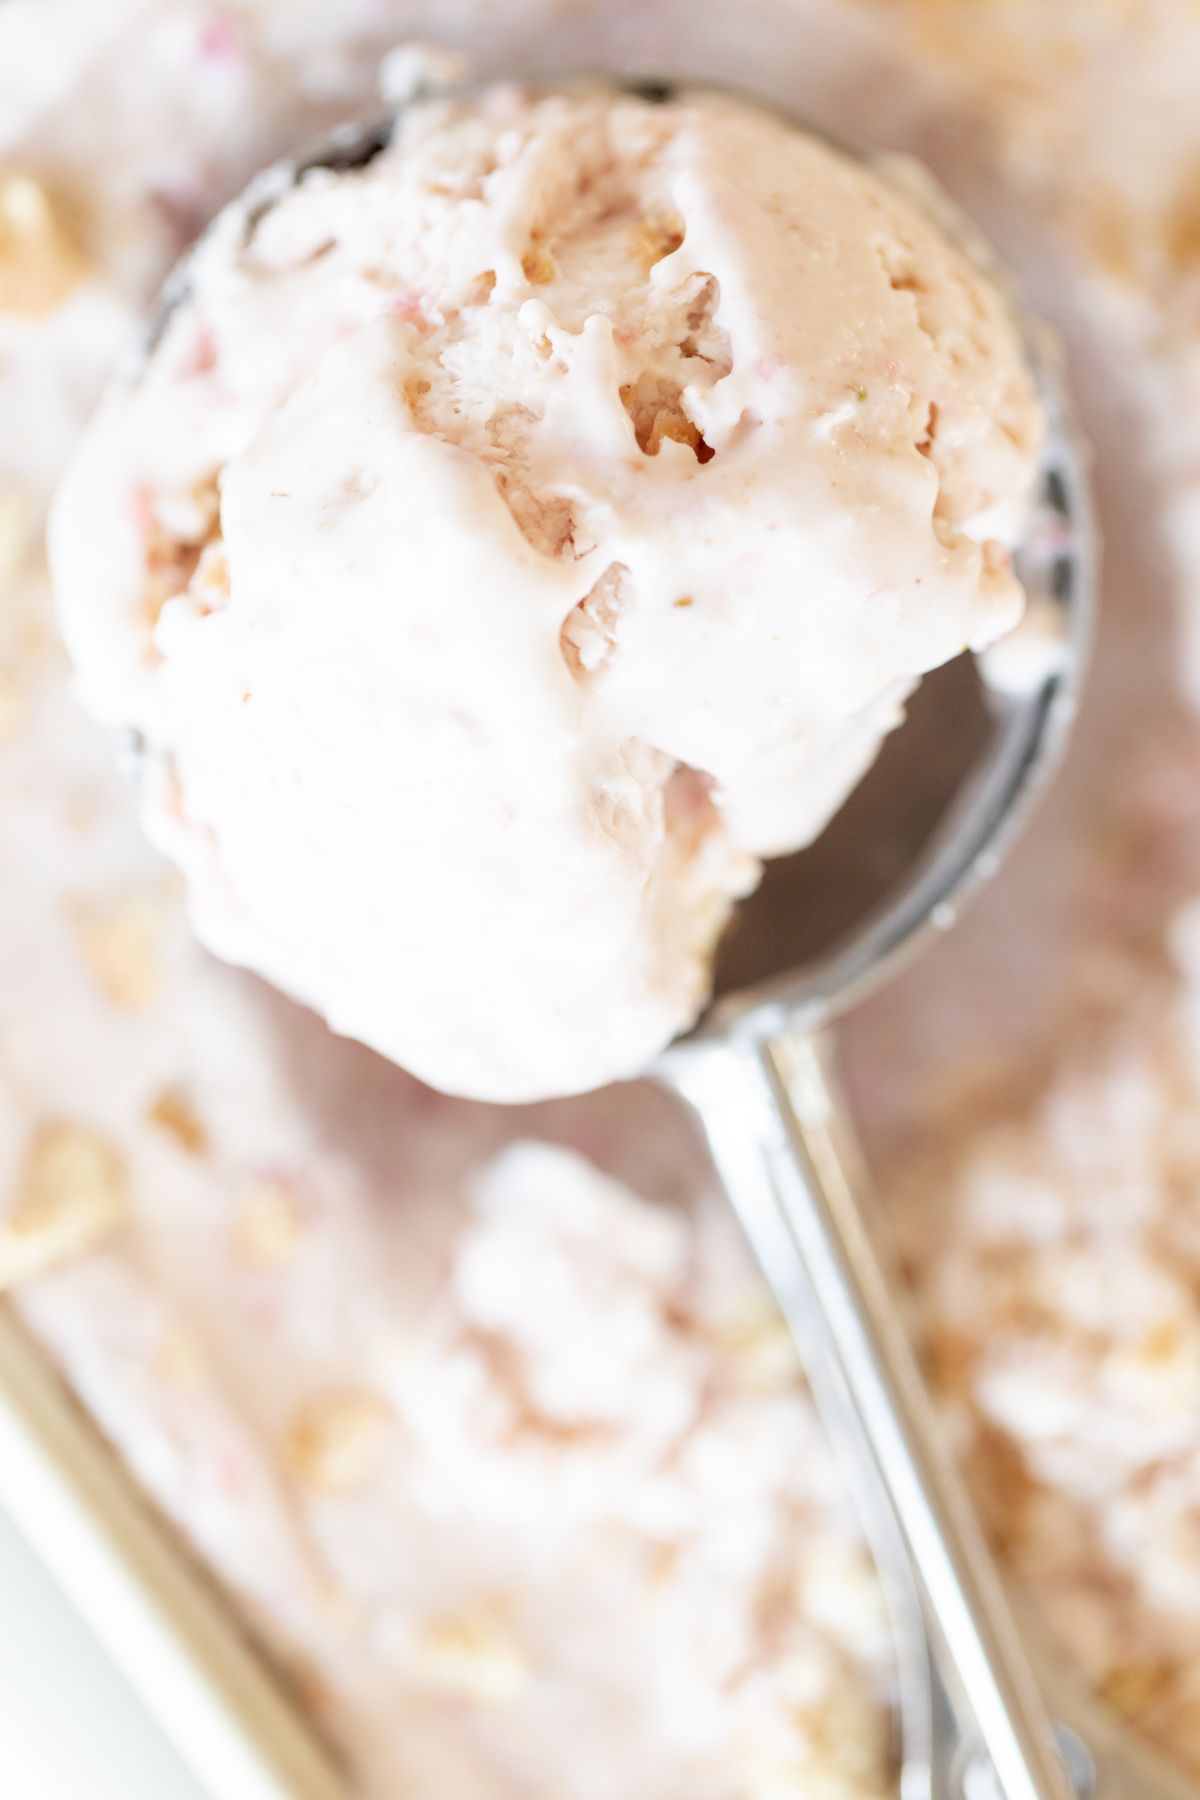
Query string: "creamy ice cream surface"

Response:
xmin=50 ymin=80 xmax=1043 ymax=1100
xmin=16 ymin=1 xmax=1200 ymax=1794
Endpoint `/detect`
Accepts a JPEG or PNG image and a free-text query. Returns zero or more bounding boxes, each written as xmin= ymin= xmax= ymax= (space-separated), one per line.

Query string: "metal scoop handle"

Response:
xmin=668 ymin=1030 xmax=1076 ymax=1800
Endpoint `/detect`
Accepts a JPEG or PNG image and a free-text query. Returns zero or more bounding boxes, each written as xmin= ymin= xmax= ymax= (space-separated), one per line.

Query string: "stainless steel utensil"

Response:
xmin=130 ymin=71 xmax=1192 ymax=1800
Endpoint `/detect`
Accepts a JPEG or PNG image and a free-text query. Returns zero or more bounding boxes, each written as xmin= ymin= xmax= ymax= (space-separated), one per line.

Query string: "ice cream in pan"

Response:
xmin=47 ymin=67 xmax=1110 ymax=1800
xmin=49 ymin=78 xmax=1044 ymax=1103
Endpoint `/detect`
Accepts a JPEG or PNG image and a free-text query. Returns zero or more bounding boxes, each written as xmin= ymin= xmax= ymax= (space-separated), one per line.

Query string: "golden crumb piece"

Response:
xmin=191 ymin=539 xmax=230 ymax=609
xmin=402 ymin=374 xmax=432 ymax=415
xmin=142 ymin=537 xmax=199 ymax=630
xmin=189 ymin=474 xmax=221 ymax=535
xmin=0 ymin=1124 xmax=128 ymax=1289
xmin=740 ymin=1657 xmax=890 ymax=1799
xmin=141 ymin=476 xmax=221 ymax=631
xmin=521 ymin=247 xmax=557 ymax=285
xmin=70 ymin=894 xmax=163 ymax=1011
xmin=621 ymin=378 xmax=711 ymax=457
xmin=1136 ymin=1319 xmax=1186 ymax=1364
xmin=283 ymin=1390 xmax=396 ymax=1493
xmin=1107 ymin=1316 xmax=1200 ymax=1419
xmin=718 ymin=1295 xmax=798 ymax=1391
xmin=0 ymin=173 xmax=90 ymax=317
xmin=925 ymin=1326 xmax=978 ymax=1398
xmin=232 ymin=1178 xmax=305 ymax=1268
xmin=1100 ymin=1658 xmax=1175 ymax=1722
xmin=147 ymin=1086 xmax=208 ymax=1156
xmin=1163 ymin=165 xmax=1200 ymax=275
xmin=414 ymin=1615 xmax=529 ymax=1702
xmin=630 ymin=212 xmax=685 ymax=269
xmin=645 ymin=412 xmax=714 ymax=460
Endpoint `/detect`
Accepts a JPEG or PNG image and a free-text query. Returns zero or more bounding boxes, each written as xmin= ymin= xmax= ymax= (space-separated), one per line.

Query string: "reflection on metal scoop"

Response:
xmin=138 ymin=72 xmax=1186 ymax=1800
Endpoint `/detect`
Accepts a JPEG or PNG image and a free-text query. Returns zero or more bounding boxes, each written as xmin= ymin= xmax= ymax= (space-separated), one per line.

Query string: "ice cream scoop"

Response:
xmin=49 ymin=76 xmax=1043 ymax=1103
xmin=47 ymin=66 xmax=1167 ymax=1800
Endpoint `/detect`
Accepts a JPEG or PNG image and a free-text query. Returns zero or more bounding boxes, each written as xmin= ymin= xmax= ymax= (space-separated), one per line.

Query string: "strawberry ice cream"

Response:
xmin=50 ymin=79 xmax=1043 ymax=1100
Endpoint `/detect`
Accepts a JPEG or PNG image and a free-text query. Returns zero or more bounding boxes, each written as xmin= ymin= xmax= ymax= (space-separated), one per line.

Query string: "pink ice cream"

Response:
xmin=50 ymin=80 xmax=1043 ymax=1101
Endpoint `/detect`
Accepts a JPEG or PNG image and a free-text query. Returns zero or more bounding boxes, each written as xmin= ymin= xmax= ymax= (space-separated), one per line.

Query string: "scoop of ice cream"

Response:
xmin=49 ymin=80 xmax=1043 ymax=1101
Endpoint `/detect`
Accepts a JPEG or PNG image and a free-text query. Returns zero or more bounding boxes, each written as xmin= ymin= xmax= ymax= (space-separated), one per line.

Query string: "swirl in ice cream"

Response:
xmin=50 ymin=82 xmax=1044 ymax=1100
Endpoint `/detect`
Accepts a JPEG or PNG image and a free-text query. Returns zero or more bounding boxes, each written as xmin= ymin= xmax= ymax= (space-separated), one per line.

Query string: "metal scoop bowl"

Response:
xmin=137 ymin=72 xmax=1192 ymax=1800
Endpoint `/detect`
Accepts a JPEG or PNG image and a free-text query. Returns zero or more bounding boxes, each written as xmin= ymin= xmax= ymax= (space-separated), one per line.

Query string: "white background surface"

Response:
xmin=0 ymin=1502 xmax=207 ymax=1800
